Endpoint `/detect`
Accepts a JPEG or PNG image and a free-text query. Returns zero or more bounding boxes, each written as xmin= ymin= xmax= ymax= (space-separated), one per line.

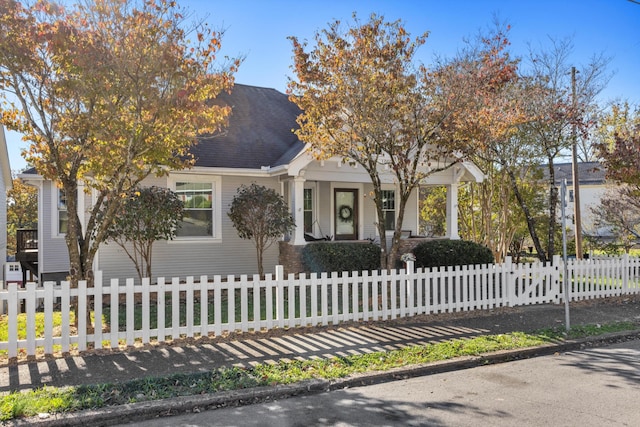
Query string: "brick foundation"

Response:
xmin=397 ymin=237 xmax=437 ymax=255
xmin=278 ymin=241 xmax=307 ymax=275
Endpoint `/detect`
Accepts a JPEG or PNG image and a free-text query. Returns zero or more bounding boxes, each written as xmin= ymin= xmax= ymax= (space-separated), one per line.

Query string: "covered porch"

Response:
xmin=279 ymin=153 xmax=484 ymax=248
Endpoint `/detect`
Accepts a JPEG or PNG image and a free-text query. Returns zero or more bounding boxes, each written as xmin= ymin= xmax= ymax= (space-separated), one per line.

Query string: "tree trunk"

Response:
xmin=507 ymin=169 xmax=547 ymax=262
xmin=145 ymin=241 xmax=153 ymax=281
xmin=61 ymin=180 xmax=95 ymax=330
xmin=546 ymin=160 xmax=558 ymax=261
xmin=371 ymin=185 xmax=390 ymax=269
xmin=256 ymin=238 xmax=264 ymax=277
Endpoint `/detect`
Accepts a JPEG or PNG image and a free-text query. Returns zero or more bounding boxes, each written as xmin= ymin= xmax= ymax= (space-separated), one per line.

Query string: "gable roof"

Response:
xmin=191 ymin=84 xmax=305 ymax=169
xmin=549 ymin=161 xmax=606 ymax=186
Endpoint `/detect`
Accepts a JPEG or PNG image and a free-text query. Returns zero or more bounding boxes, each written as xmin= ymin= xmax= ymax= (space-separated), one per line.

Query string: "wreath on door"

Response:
xmin=338 ymin=204 xmax=353 ymax=222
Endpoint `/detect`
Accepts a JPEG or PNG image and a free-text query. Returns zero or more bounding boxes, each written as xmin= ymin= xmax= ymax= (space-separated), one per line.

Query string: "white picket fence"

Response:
xmin=2 ymin=255 xmax=640 ymax=358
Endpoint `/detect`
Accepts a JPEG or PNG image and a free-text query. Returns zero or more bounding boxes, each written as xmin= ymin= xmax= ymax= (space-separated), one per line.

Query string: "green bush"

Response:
xmin=302 ymin=242 xmax=381 ymax=273
xmin=411 ymin=239 xmax=494 ymax=268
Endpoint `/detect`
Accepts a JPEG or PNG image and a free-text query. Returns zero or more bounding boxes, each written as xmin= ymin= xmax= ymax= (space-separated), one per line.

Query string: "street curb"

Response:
xmin=9 ymin=330 xmax=640 ymax=427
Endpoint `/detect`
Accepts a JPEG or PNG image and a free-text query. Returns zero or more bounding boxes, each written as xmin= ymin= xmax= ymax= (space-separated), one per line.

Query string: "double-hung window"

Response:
xmin=57 ymin=188 xmax=68 ymax=235
xmin=175 ymin=181 xmax=214 ymax=237
xmin=381 ymin=190 xmax=395 ymax=231
xmin=170 ymin=176 xmax=221 ymax=240
xmin=303 ymin=188 xmax=313 ymax=233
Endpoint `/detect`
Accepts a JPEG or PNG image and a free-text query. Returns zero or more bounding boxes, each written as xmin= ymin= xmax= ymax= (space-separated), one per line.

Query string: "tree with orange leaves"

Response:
xmin=0 ymin=0 xmax=238 ymax=284
xmin=289 ymin=13 xmax=468 ymax=268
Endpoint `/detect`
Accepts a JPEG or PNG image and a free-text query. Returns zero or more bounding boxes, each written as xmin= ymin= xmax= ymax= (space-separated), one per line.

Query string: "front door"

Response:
xmin=334 ymin=189 xmax=358 ymax=240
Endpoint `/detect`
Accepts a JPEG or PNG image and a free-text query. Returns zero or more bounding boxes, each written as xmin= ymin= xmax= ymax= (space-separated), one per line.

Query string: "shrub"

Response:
xmin=302 ymin=242 xmax=381 ymax=273
xmin=412 ymin=239 xmax=494 ymax=268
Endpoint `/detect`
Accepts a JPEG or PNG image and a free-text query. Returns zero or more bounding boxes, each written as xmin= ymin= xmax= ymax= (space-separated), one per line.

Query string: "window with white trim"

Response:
xmin=57 ymin=188 xmax=68 ymax=235
xmin=381 ymin=190 xmax=395 ymax=231
xmin=303 ymin=188 xmax=313 ymax=233
xmin=175 ymin=181 xmax=214 ymax=237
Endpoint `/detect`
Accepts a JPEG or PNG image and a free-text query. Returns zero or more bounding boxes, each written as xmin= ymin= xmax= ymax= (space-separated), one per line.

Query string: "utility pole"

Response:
xmin=571 ymin=66 xmax=583 ymax=259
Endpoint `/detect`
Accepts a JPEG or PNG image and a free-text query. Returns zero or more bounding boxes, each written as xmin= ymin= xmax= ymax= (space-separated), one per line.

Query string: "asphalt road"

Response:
xmin=127 ymin=338 xmax=640 ymax=427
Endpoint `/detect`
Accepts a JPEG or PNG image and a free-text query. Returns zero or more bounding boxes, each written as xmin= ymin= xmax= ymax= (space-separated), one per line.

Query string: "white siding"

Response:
xmin=568 ymin=184 xmax=608 ymax=235
xmin=362 ymin=183 xmax=378 ymax=240
xmin=317 ymin=181 xmax=332 ymax=238
xmin=40 ymin=182 xmax=70 ymax=274
xmin=402 ymin=187 xmax=420 ymax=236
xmin=97 ymin=175 xmax=281 ymax=281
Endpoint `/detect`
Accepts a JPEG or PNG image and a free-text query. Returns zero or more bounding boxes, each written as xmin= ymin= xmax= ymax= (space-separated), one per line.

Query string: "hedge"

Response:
xmin=302 ymin=242 xmax=381 ymax=274
xmin=411 ymin=239 xmax=494 ymax=268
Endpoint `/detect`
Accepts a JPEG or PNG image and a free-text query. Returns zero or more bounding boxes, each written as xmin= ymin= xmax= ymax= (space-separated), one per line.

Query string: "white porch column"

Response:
xmin=292 ymin=176 xmax=306 ymax=245
xmin=445 ymin=183 xmax=460 ymax=240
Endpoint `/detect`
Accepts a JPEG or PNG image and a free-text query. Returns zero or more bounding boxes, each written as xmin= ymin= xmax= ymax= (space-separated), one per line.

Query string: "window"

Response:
xmin=175 ymin=182 xmax=213 ymax=237
xmin=381 ymin=190 xmax=395 ymax=231
xmin=58 ymin=188 xmax=68 ymax=235
xmin=303 ymin=188 xmax=313 ymax=233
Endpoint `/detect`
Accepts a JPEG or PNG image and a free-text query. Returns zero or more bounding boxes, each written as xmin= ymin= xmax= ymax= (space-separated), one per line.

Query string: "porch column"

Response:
xmin=292 ymin=176 xmax=306 ymax=245
xmin=445 ymin=183 xmax=460 ymax=240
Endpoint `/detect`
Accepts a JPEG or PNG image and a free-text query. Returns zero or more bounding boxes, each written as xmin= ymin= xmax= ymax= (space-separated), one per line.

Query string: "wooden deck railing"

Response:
xmin=16 ymin=229 xmax=38 ymax=253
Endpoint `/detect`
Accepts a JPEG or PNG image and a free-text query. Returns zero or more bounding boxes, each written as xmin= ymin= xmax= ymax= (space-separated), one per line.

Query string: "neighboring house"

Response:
xmin=0 ymin=126 xmax=11 ymax=285
xmin=550 ymin=161 xmax=609 ymax=238
xmin=4 ymin=260 xmax=36 ymax=285
xmin=19 ymin=84 xmax=483 ymax=282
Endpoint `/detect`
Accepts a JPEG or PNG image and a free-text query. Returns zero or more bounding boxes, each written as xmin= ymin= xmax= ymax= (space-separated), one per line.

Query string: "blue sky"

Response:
xmin=5 ymin=0 xmax=639 ymax=171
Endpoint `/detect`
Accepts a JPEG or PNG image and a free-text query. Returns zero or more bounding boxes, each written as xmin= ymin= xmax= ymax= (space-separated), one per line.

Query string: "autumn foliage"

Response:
xmin=0 ymin=0 xmax=237 ymax=283
xmin=288 ymin=13 xmax=467 ymax=268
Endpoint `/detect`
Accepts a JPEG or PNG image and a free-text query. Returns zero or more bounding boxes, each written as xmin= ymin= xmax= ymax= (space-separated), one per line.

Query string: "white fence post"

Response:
xmin=61 ymin=280 xmax=70 ymax=354
xmin=171 ymin=277 xmax=180 ymax=341
xmin=77 ymin=280 xmax=87 ymax=352
xmin=126 ymin=278 xmax=135 ymax=347
xmin=199 ymin=275 xmax=209 ymax=338
xmin=552 ymin=255 xmax=562 ymax=303
xmin=503 ymin=256 xmax=513 ymax=307
xmin=94 ymin=271 xmax=104 ymax=351
xmin=406 ymin=260 xmax=415 ymax=317
xmin=142 ymin=277 xmax=151 ymax=344
xmin=44 ymin=281 xmax=54 ymax=355
xmin=275 ymin=265 xmax=284 ymax=327
xmin=622 ymin=253 xmax=629 ymax=294
xmin=110 ymin=279 xmax=119 ymax=349
xmin=25 ymin=282 xmax=36 ymax=355
xmin=7 ymin=283 xmax=18 ymax=358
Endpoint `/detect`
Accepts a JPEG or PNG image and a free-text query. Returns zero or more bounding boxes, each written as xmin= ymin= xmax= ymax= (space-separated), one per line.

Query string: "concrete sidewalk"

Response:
xmin=2 ymin=297 xmax=640 ymax=425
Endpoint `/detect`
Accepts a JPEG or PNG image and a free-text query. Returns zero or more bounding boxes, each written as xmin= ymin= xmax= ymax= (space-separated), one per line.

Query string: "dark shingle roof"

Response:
xmin=191 ymin=84 xmax=305 ymax=169
xmin=546 ymin=161 xmax=606 ymax=186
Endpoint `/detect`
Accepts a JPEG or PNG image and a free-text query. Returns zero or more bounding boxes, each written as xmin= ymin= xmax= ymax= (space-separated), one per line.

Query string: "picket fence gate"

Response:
xmin=1 ymin=255 xmax=640 ymax=358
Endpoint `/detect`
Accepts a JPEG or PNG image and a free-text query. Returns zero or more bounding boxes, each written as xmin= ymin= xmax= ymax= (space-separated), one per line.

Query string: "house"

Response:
xmin=0 ymin=126 xmax=11 ymax=285
xmin=19 ymin=84 xmax=483 ymax=282
xmin=550 ymin=161 xmax=609 ymax=238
